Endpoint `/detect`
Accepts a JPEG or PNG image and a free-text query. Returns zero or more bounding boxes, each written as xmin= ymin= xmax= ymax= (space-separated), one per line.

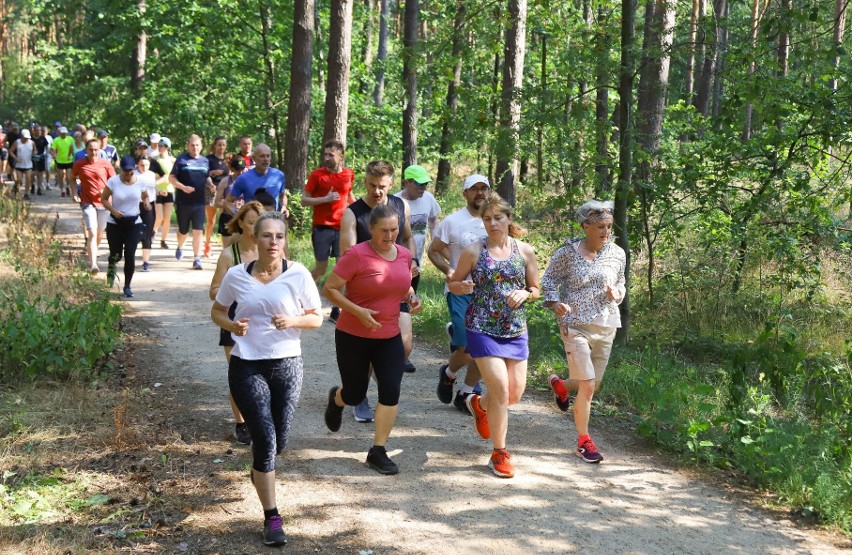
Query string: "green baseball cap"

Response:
xmin=403 ymin=164 xmax=432 ymax=185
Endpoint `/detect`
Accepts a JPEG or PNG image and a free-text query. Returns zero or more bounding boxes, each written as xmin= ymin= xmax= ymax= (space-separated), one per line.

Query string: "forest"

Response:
xmin=1 ymin=0 xmax=850 ymax=533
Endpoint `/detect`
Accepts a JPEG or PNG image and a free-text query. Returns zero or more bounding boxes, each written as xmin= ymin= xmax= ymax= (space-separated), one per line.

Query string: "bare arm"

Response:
xmin=428 ymin=236 xmax=452 ymax=277
xmin=211 ymin=301 xmax=249 ymax=334
xmin=100 ymin=186 xmax=122 ymax=219
xmin=322 ymin=271 xmax=381 ymax=329
xmin=208 ymin=249 xmax=234 ymax=300
xmin=271 ymin=309 xmax=323 ymax=330
xmin=339 ymin=208 xmax=357 ymax=255
xmin=447 ymin=244 xmax=478 ymax=295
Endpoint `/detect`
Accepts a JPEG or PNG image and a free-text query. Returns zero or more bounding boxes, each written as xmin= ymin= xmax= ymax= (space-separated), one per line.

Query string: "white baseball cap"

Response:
xmin=21 ymin=129 xmax=31 ymax=139
xmin=149 ymin=133 xmax=161 ymax=143
xmin=463 ymin=174 xmax=490 ymax=190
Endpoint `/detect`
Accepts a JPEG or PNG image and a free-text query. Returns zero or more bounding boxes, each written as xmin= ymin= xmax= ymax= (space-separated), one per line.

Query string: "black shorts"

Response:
xmin=16 ymin=167 xmax=31 ymax=173
xmin=156 ymin=192 xmax=175 ymax=204
xmin=218 ymin=303 xmax=238 ymax=346
xmin=176 ymin=203 xmax=205 ymax=234
xmin=0 ymin=148 xmax=7 ymax=161
xmin=311 ymin=225 xmax=340 ymax=262
xmin=33 ymin=157 xmax=47 ymax=172
xmin=218 ymin=212 xmax=233 ymax=236
xmin=56 ymin=161 xmax=73 ymax=170
xmin=334 ymin=329 xmax=404 ymax=407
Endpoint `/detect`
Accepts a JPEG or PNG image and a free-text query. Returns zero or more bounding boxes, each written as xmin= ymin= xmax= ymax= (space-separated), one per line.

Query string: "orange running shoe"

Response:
xmin=204 ymin=242 xmax=211 ymax=258
xmin=465 ymin=393 xmax=490 ymax=439
xmin=489 ymin=448 xmax=514 ymax=478
xmin=549 ymin=374 xmax=571 ymax=411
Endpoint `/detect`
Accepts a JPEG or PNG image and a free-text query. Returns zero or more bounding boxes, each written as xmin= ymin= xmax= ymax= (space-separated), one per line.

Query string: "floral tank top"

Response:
xmin=465 ymin=238 xmax=527 ymax=338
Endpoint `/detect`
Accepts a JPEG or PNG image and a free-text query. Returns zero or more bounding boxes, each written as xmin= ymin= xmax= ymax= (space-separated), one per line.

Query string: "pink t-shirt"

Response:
xmin=333 ymin=241 xmax=412 ymax=339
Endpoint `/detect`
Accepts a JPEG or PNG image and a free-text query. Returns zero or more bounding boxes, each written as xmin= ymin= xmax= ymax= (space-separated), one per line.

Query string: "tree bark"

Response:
xmin=742 ymin=0 xmax=767 ymax=142
xmin=830 ymin=0 xmax=847 ymax=91
xmin=595 ymin=5 xmax=611 ymax=195
xmin=259 ymin=4 xmax=284 ymax=166
xmin=537 ymin=31 xmax=547 ymax=188
xmin=436 ymin=0 xmax=466 ymax=193
xmin=402 ymin=0 xmax=419 ymax=167
xmin=711 ymin=0 xmax=728 ymax=120
xmin=775 ymin=0 xmax=790 ymax=131
xmin=693 ymin=0 xmax=726 ymax=117
xmin=495 ymin=0 xmax=528 ymax=206
xmin=615 ymin=0 xmax=637 ymax=345
xmin=363 ymin=0 xmax=377 ymax=68
xmin=683 ymin=0 xmax=700 ymax=99
xmin=324 ymin=0 xmax=354 ymax=147
xmin=284 ymin=0 xmax=315 ymax=191
xmin=130 ymin=0 xmax=146 ymax=99
xmin=373 ymin=0 xmax=390 ymax=106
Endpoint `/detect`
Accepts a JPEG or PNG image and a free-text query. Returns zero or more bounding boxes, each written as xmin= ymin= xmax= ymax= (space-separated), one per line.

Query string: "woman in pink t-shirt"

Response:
xmin=322 ymin=204 xmax=422 ymax=475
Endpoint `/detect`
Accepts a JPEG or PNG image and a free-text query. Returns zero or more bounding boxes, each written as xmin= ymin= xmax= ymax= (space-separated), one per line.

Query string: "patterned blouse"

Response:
xmin=541 ymin=238 xmax=626 ymax=327
xmin=465 ymin=239 xmax=528 ymax=338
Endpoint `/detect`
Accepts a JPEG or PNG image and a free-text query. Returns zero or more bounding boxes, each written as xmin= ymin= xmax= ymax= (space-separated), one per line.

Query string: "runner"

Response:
xmin=237 ymin=135 xmax=254 ymax=168
xmin=72 ymin=139 xmax=116 ymax=273
xmin=427 ymin=174 xmax=490 ymax=413
xmin=215 ymin=154 xmax=247 ymax=249
xmin=147 ymin=133 xmax=161 ymax=158
xmin=0 ymin=124 xmax=7 ymax=182
xmin=211 ymin=211 xmax=322 ymax=547
xmin=9 ymin=128 xmax=34 ymax=199
xmin=169 ymin=134 xmax=212 ymax=270
xmin=208 ymin=200 xmax=264 ymax=446
xmin=98 ymin=130 xmax=120 ymax=169
xmin=6 ymin=123 xmax=21 ymax=192
xmin=154 ymin=137 xmax=176 ymax=249
xmin=205 ymin=136 xmax=229 ymax=258
xmin=102 ymin=155 xmax=151 ymax=298
xmin=51 ymin=126 xmax=75 ymax=197
xmin=134 ymin=157 xmax=158 ymax=272
xmin=224 ymin=144 xmax=286 ymax=214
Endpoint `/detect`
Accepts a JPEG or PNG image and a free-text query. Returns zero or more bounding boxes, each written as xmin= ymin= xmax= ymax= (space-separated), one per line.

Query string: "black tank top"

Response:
xmin=349 ymin=195 xmax=406 ymax=245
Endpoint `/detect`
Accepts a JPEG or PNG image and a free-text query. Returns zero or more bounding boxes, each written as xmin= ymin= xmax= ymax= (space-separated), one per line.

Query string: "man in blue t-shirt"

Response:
xmin=225 ymin=143 xmax=287 ymax=215
xmin=168 ymin=134 xmax=212 ymax=270
xmin=98 ymin=130 xmax=119 ymax=168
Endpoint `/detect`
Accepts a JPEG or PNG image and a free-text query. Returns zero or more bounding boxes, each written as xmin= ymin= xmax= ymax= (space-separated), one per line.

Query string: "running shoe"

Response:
xmin=36 ymin=189 xmax=43 ymax=196
xmin=324 ymin=387 xmax=343 ymax=432
xmin=353 ymin=397 xmax=374 ymax=423
xmin=403 ymin=358 xmax=416 ymax=373
xmin=263 ymin=515 xmax=287 ymax=546
xmin=204 ymin=242 xmax=211 ymax=258
xmin=436 ymin=364 xmax=455 ymax=404
xmin=161 ymin=240 xmax=168 ymax=249
xmin=576 ymin=437 xmax=604 ymax=464
xmin=453 ymin=383 xmax=484 ymax=414
xmin=465 ymin=394 xmax=490 ymax=439
xmin=142 ymin=261 xmax=150 ymax=272
xmin=366 ymin=445 xmax=399 ymax=475
xmin=192 ymin=258 xmax=203 ymax=270
xmin=90 ymin=266 xmax=99 ymax=275
xmin=61 ymin=191 xmax=66 ymax=198
xmin=489 ymin=448 xmax=515 ymax=478
xmin=123 ymin=286 xmax=133 ymax=298
xmin=329 ymin=306 xmax=340 ymax=323
xmin=234 ymin=422 xmax=252 ymax=445
xmin=23 ymin=193 xmax=30 ymax=201
xmin=175 ymin=247 xmax=183 ymax=260
xmin=549 ymin=374 xmax=571 ymax=412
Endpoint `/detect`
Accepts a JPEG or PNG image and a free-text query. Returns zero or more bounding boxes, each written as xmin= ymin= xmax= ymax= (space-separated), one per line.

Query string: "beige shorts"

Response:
xmin=559 ymin=324 xmax=617 ymax=382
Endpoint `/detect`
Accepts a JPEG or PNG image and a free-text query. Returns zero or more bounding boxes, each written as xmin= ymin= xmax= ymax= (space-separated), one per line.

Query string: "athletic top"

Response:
xmin=156 ymin=156 xmax=175 ymax=193
xmin=101 ymin=144 xmax=119 ymax=165
xmin=349 ymin=196 xmax=406 ymax=245
xmin=134 ymin=169 xmax=157 ymax=201
xmin=332 ymin=241 xmax=413 ymax=339
xmin=105 ymin=175 xmax=144 ymax=224
xmin=171 ymin=152 xmax=210 ymax=205
xmin=14 ymin=140 xmax=34 ymax=169
xmin=53 ymin=136 xmax=74 ymax=163
xmin=215 ymin=261 xmax=321 ymax=360
xmin=304 ymin=166 xmax=354 ymax=228
xmin=465 ymin=238 xmax=527 ymax=338
xmin=207 ymin=154 xmax=228 ymax=186
xmin=394 ymin=190 xmax=440 ymax=259
xmin=32 ymin=136 xmax=49 ymax=161
xmin=73 ymin=157 xmax=116 ymax=206
xmin=230 ymin=168 xmax=286 ymax=210
xmin=433 ymin=207 xmax=486 ymax=293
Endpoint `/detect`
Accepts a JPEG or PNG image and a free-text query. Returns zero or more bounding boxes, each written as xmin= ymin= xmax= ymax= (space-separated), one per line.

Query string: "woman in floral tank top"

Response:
xmin=448 ymin=193 xmax=540 ymax=479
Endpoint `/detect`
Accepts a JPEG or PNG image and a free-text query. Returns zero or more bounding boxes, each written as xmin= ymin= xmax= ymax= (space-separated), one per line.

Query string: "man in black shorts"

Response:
xmin=169 ymin=134 xmax=212 ymax=270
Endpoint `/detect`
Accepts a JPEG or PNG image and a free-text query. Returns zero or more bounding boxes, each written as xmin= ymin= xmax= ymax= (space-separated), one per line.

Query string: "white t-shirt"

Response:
xmin=433 ymin=207 xmax=486 ymax=293
xmin=215 ymin=261 xmax=321 ymax=360
xmin=105 ymin=175 xmax=144 ymax=224
xmin=134 ymin=169 xmax=157 ymax=201
xmin=394 ymin=190 xmax=441 ymax=260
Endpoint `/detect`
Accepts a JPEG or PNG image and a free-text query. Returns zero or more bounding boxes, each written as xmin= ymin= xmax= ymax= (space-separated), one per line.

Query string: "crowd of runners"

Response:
xmin=2 ymin=121 xmax=626 ymax=548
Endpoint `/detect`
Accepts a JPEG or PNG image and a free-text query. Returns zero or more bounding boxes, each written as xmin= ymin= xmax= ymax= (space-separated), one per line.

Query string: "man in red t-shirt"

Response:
xmin=72 ymin=139 xmax=116 ymax=274
xmin=301 ymin=140 xmax=355 ymax=284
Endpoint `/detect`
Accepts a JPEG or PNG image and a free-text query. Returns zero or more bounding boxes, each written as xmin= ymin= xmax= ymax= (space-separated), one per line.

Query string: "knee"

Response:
xmin=577 ymin=380 xmax=596 ymax=398
xmin=508 ymin=390 xmax=523 ymax=405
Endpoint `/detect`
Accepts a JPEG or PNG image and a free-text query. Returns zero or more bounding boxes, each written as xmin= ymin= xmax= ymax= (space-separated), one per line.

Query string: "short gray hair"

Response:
xmin=253 ymin=210 xmax=288 ymax=237
xmin=577 ymin=200 xmax=614 ymax=224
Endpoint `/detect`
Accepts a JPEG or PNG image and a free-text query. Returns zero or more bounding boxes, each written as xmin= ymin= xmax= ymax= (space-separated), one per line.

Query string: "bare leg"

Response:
xmin=251 ymin=469 xmax=277 ymax=510
xmin=475 ymin=356 xmax=528 ymax=450
xmin=373 ymin=403 xmax=399 ymax=447
xmin=160 ymin=203 xmax=173 ymax=243
xmin=191 ymin=228 xmax=202 ymax=258
xmin=204 ymin=206 xmax=217 ymax=252
xmin=399 ymin=313 xmax=413 ymax=358
xmin=311 ymin=259 xmax=329 ymax=282
xmin=572 ymin=379 xmax=599 ymax=438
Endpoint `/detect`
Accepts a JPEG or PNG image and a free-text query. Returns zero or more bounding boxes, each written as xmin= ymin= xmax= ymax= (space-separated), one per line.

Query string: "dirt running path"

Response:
xmin=36 ymin=191 xmax=844 ymax=554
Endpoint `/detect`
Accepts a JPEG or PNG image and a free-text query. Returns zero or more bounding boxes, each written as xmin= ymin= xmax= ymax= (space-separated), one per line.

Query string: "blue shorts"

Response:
xmin=446 ymin=293 xmax=472 ymax=349
xmin=176 ymin=202 xmax=205 ymax=234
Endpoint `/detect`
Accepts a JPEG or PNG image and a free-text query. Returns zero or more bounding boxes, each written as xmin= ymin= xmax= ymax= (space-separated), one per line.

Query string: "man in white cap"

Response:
xmin=148 ymin=133 xmax=161 ymax=158
xmin=427 ymin=173 xmax=491 ymax=413
xmin=9 ymin=128 xmax=35 ymax=199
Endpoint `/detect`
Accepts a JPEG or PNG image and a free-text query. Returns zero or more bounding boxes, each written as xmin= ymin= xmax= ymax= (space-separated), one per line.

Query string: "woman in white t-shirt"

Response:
xmin=101 ymin=155 xmax=151 ymax=298
xmin=134 ymin=157 xmax=158 ymax=272
xmin=211 ymin=211 xmax=322 ymax=548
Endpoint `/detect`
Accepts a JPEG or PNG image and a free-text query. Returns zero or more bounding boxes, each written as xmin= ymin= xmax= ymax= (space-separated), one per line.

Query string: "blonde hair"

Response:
xmin=225 ymin=201 xmax=263 ymax=235
xmin=576 ymin=200 xmax=614 ymax=224
xmin=482 ymin=193 xmax=527 ymax=238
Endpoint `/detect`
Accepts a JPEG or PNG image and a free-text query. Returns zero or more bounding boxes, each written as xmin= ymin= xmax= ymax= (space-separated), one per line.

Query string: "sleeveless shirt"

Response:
xmin=464 ymin=238 xmax=528 ymax=338
xmin=348 ymin=196 xmax=406 ymax=245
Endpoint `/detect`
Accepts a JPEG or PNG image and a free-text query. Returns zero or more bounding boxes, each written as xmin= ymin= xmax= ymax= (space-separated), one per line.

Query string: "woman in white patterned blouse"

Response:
xmin=540 ymin=200 xmax=625 ymax=464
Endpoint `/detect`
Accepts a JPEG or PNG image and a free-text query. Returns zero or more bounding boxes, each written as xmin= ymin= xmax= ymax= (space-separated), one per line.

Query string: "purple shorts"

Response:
xmin=465 ymin=330 xmax=529 ymax=361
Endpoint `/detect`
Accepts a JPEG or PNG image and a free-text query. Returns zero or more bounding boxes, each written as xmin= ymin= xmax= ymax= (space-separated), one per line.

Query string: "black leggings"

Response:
xmin=106 ymin=218 xmax=144 ymax=287
xmin=139 ymin=203 xmax=155 ymax=249
xmin=334 ymin=329 xmax=404 ymax=407
xmin=229 ymin=355 xmax=304 ymax=473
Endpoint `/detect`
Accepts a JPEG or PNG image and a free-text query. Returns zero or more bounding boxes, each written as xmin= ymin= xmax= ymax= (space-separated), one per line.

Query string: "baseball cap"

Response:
xmin=59 ymin=126 xmax=68 ymax=134
xmin=97 ymin=129 xmax=109 ymax=138
xmin=134 ymin=139 xmax=148 ymax=149
xmin=403 ymin=164 xmax=432 ymax=185
xmin=150 ymin=133 xmax=161 ymax=143
xmin=21 ymin=129 xmax=31 ymax=139
xmin=120 ymin=155 xmax=137 ymax=171
xmin=463 ymin=174 xmax=490 ymax=190
xmin=54 ymin=121 xmax=62 ymax=126
xmin=159 ymin=137 xmax=171 ymax=148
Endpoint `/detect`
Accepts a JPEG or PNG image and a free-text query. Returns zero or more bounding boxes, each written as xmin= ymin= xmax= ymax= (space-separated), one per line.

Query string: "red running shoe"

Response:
xmin=489 ymin=448 xmax=515 ymax=478
xmin=576 ymin=437 xmax=604 ymax=463
xmin=549 ymin=374 xmax=571 ymax=411
xmin=465 ymin=393 xmax=490 ymax=439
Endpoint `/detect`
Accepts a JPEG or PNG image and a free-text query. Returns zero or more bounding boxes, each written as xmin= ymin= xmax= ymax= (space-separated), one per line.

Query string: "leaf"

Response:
xmin=740 ymin=436 xmax=755 ymax=444
xmin=82 ymin=494 xmax=110 ymax=507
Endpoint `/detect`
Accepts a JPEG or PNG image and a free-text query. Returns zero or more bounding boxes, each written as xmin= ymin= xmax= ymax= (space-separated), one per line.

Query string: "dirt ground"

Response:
xmin=15 ymin=191 xmax=850 ymax=554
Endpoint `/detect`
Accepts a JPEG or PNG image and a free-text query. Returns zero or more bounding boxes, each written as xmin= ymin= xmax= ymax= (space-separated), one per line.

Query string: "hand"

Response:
xmin=444 ymin=268 xmax=456 ymax=282
xmin=112 ymin=210 xmax=125 ymax=219
xmin=183 ymin=186 xmax=195 ymax=194
xmin=551 ymin=302 xmax=571 ymax=318
xmin=157 ymin=190 xmax=168 ymax=197
xmin=355 ymin=306 xmax=381 ymax=329
xmin=143 ymin=202 xmax=152 ymax=211
xmin=505 ymin=289 xmax=531 ymax=309
xmin=207 ymin=183 xmax=216 ymax=192
xmin=408 ymin=294 xmax=423 ymax=316
xmin=232 ymin=318 xmax=249 ymax=336
xmin=411 ymin=259 xmax=420 ymax=278
xmin=214 ymin=169 xmax=225 ymax=176
xmin=605 ymin=285 xmax=622 ymax=302
xmin=271 ymin=314 xmax=295 ymax=330
xmin=448 ymin=279 xmax=474 ymax=295
xmin=326 ymin=191 xmax=340 ymax=202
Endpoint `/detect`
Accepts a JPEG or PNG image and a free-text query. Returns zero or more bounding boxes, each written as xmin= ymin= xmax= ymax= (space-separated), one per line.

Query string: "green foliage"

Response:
xmin=0 ymin=468 xmax=110 ymax=525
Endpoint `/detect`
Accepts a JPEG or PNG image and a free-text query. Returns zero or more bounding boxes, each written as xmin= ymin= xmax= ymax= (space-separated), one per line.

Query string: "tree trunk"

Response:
xmin=683 ymin=0 xmax=700 ymax=99
xmin=259 ymin=5 xmax=284 ymax=166
xmin=284 ymin=0 xmax=315 ymax=191
xmin=494 ymin=0 xmax=528 ymax=206
xmin=324 ymin=0 xmax=354 ymax=147
xmin=775 ymin=0 xmax=790 ymax=131
xmin=711 ymin=0 xmax=728 ymax=121
xmin=487 ymin=51 xmax=501 ymax=185
xmin=615 ymin=0 xmax=636 ymax=345
xmin=742 ymin=0 xmax=767 ymax=141
xmin=830 ymin=0 xmax=847 ymax=91
xmin=595 ymin=5 xmax=610 ymax=195
xmin=402 ymin=0 xmax=419 ymax=167
xmin=373 ymin=0 xmax=390 ymax=106
xmin=130 ymin=0 xmax=146 ymax=99
xmin=537 ymin=32 xmax=546 ymax=188
xmin=420 ymin=20 xmax=433 ymax=118
xmin=363 ymin=0 xmax=377 ymax=68
xmin=436 ymin=0 xmax=465 ymax=193
xmin=693 ymin=0 xmax=725 ymax=117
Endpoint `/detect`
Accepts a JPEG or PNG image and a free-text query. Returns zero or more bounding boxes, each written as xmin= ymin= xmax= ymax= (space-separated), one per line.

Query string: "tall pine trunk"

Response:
xmin=130 ymin=0 xmax=146 ymax=99
xmin=402 ymin=0 xmax=419 ymax=167
xmin=436 ymin=1 xmax=465 ymax=193
xmin=742 ymin=0 xmax=767 ymax=141
xmin=284 ymin=0 xmax=315 ymax=191
xmin=324 ymin=0 xmax=354 ymax=146
xmin=595 ymin=5 xmax=611 ymax=195
xmin=373 ymin=0 xmax=390 ymax=106
xmin=259 ymin=5 xmax=284 ymax=166
xmin=693 ymin=0 xmax=726 ymax=117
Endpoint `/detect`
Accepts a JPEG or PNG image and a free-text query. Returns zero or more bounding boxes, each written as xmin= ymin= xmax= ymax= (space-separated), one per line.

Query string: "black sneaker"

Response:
xmin=324 ymin=387 xmax=343 ymax=432
xmin=436 ymin=364 xmax=455 ymax=404
xmin=263 ymin=515 xmax=287 ymax=546
xmin=235 ymin=423 xmax=252 ymax=445
xmin=403 ymin=358 xmax=416 ymax=373
xmin=366 ymin=445 xmax=399 ymax=475
xmin=160 ymin=240 xmax=168 ymax=249
xmin=329 ymin=306 xmax=340 ymax=322
xmin=453 ymin=391 xmax=471 ymax=414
